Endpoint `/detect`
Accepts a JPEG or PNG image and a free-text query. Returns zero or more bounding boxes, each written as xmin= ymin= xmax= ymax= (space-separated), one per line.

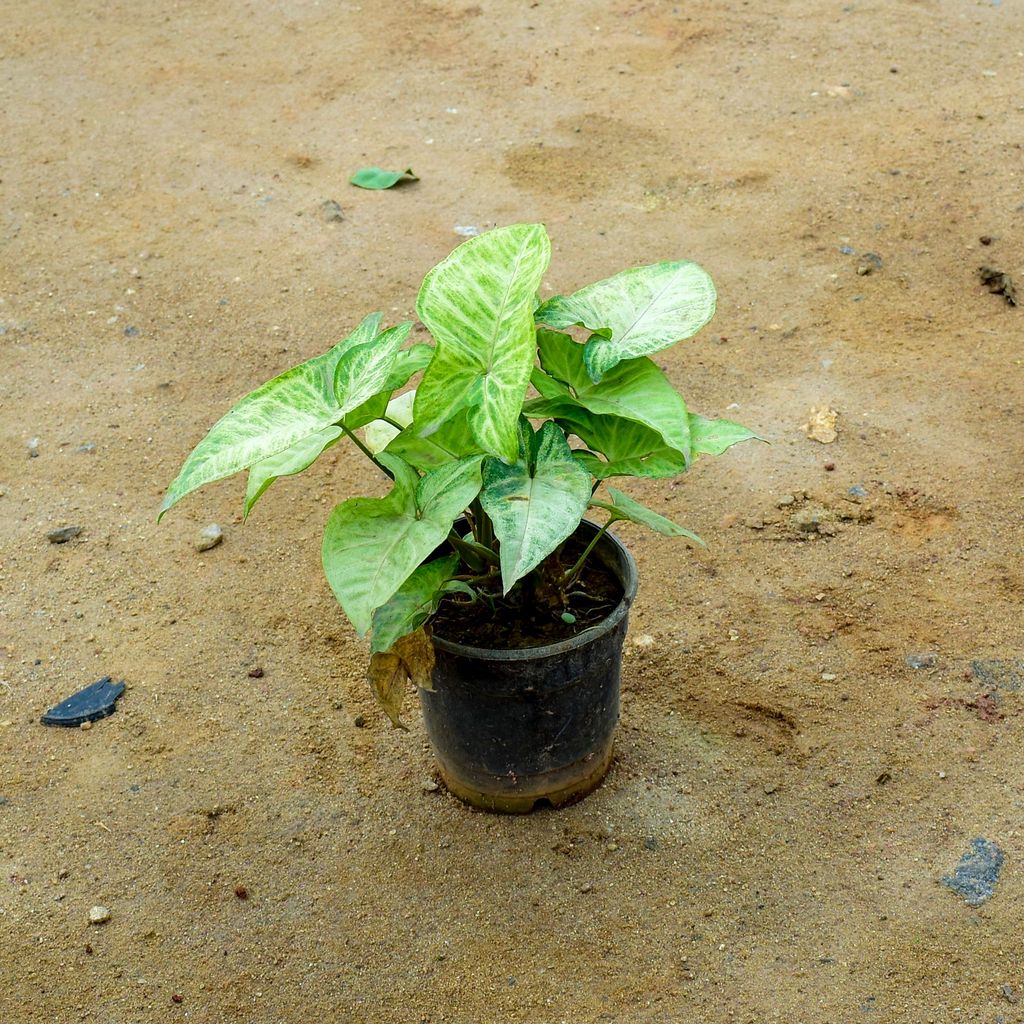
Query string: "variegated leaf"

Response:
xmin=536 ymin=330 xmax=691 ymax=459
xmin=243 ymin=426 xmax=343 ymax=519
xmin=415 ymin=224 xmax=551 ymax=461
xmin=480 ymin=421 xmax=591 ymax=594
xmin=322 ymin=454 xmax=483 ymax=635
xmin=535 ymin=260 xmax=716 ymax=381
xmin=591 ymin=486 xmax=704 ymax=545
xmin=370 ymin=554 xmax=460 ymax=654
xmin=160 ymin=313 xmax=383 ymax=518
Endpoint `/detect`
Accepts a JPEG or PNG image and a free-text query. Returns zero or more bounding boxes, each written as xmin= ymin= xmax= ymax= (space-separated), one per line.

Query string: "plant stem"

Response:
xmin=340 ymin=423 xmax=394 ymax=480
xmin=560 ymin=519 xmax=615 ymax=588
xmin=381 ymin=415 xmax=406 ymax=430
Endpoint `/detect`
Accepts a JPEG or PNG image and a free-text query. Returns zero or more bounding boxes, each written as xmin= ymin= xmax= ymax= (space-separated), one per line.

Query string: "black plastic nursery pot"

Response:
xmin=420 ymin=520 xmax=639 ymax=814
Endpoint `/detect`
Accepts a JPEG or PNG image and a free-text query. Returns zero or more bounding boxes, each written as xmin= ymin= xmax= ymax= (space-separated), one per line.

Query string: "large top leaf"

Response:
xmin=535 ymin=330 xmax=691 ymax=459
xmin=535 ymin=260 xmax=716 ymax=382
xmin=322 ymin=454 xmax=483 ymax=635
xmin=479 ymin=421 xmax=592 ymax=594
xmin=160 ymin=313 xmax=386 ymax=518
xmin=414 ymin=224 xmax=551 ymax=462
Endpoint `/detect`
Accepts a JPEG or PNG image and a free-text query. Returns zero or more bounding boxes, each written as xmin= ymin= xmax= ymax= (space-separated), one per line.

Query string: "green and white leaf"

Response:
xmin=385 ymin=409 xmax=482 ymax=471
xmin=570 ymin=417 xmax=689 ymax=479
xmin=363 ymin=390 xmax=417 ymax=454
xmin=243 ymin=426 xmax=343 ymax=519
xmin=342 ymin=343 xmax=434 ymax=430
xmin=333 ymin=321 xmax=411 ymax=415
xmin=536 ymin=330 xmax=691 ymax=459
xmin=689 ymin=413 xmax=761 ymax=456
xmin=322 ymin=454 xmax=483 ymax=635
xmin=415 ymin=224 xmax=551 ymax=462
xmin=592 ymin=486 xmax=705 ymax=545
xmin=370 ymin=554 xmax=460 ymax=654
xmin=479 ymin=421 xmax=592 ymax=594
xmin=535 ymin=261 xmax=716 ymax=382
xmin=160 ymin=312 xmax=384 ymax=518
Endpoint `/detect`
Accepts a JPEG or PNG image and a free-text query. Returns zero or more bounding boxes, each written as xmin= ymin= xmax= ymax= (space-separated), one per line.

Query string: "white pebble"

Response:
xmin=196 ymin=524 xmax=223 ymax=552
xmin=89 ymin=905 xmax=111 ymax=925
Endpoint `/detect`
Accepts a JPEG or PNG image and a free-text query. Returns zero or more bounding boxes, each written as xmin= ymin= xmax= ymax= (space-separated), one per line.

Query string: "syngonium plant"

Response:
xmin=160 ymin=224 xmax=758 ymax=723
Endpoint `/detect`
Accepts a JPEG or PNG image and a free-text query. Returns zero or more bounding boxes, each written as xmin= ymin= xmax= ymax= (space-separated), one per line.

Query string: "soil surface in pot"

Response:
xmin=431 ymin=534 xmax=624 ymax=649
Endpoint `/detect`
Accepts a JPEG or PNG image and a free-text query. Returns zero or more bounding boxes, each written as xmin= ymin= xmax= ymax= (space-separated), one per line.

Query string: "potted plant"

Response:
xmin=160 ymin=224 xmax=758 ymax=812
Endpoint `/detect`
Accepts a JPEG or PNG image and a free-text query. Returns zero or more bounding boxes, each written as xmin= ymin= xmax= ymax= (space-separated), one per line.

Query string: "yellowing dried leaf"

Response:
xmin=393 ymin=628 xmax=436 ymax=692
xmin=367 ymin=651 xmax=410 ymax=730
xmin=801 ymin=405 xmax=838 ymax=444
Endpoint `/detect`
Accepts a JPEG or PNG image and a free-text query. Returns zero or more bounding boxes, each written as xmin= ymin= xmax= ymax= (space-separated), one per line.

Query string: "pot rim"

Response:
xmin=429 ymin=519 xmax=638 ymax=662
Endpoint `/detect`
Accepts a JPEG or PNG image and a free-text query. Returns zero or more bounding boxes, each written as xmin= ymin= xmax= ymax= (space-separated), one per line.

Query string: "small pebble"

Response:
xmin=848 ymin=484 xmax=869 ymax=497
xmin=777 ymin=494 xmax=796 ymax=508
xmin=579 ymin=883 xmax=594 ymax=894
xmin=123 ymin=326 xmax=140 ymax=338
xmin=74 ymin=442 xmax=97 ymax=454
xmin=942 ymin=837 xmax=1004 ymax=907
xmin=319 ymin=199 xmax=344 ymax=223
xmin=27 ymin=437 xmax=40 ymax=458
xmin=353 ymin=715 xmax=367 ymax=728
xmin=234 ymin=884 xmax=248 ymax=900
xmin=422 ymin=780 xmax=440 ymax=793
xmin=47 ymin=526 xmax=83 ymax=544
xmin=247 ymin=666 xmax=264 ymax=679
xmin=606 ymin=842 xmax=619 ymax=852
xmin=838 ymin=244 xmax=856 ymax=255
xmin=196 ymin=524 xmax=223 ymax=552
xmin=980 ymin=235 xmax=994 ymax=246
xmin=1001 ymin=983 xmax=1019 ymax=1005
xmin=821 ymin=672 xmax=837 ymax=682
xmin=905 ymin=653 xmax=938 ymax=670
xmin=88 ymin=905 xmax=111 ymax=925
xmin=79 ymin=721 xmax=93 ymax=731
xmin=454 ymin=225 xmax=480 ymax=237
xmin=171 ymin=994 xmax=184 ymax=1004
xmin=824 ymin=461 xmax=835 ymax=471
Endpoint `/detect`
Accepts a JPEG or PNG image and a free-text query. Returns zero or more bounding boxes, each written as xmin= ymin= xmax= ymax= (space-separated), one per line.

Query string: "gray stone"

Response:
xmin=196 ymin=524 xmax=223 ymax=552
xmin=47 ymin=526 xmax=83 ymax=544
xmin=905 ymin=653 xmax=937 ymax=670
xmin=319 ymin=199 xmax=344 ymax=223
xmin=942 ymin=837 xmax=1004 ymax=907
xmin=971 ymin=659 xmax=1024 ymax=692
xmin=88 ymin=905 xmax=111 ymax=925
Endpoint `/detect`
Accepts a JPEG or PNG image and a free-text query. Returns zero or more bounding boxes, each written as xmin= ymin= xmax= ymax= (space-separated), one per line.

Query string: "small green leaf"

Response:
xmin=350 ymin=167 xmax=419 ymax=190
xmin=160 ymin=313 xmax=384 ymax=519
xmin=370 ymin=554 xmax=460 ymax=654
xmin=592 ymin=486 xmax=705 ymax=545
xmin=322 ymin=454 xmax=483 ymax=635
xmin=689 ymin=413 xmax=762 ymax=456
xmin=480 ymin=420 xmax=592 ymax=594
xmin=536 ymin=330 xmax=691 ymax=459
xmin=535 ymin=260 xmax=716 ymax=381
xmin=415 ymin=224 xmax=551 ymax=461
xmin=244 ymin=426 xmax=343 ymax=519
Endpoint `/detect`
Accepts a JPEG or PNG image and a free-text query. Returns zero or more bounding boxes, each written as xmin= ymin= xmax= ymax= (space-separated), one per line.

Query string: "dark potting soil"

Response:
xmin=430 ymin=536 xmax=624 ymax=650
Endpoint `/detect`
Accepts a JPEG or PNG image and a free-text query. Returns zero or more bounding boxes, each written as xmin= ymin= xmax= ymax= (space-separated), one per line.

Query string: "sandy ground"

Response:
xmin=2 ymin=1 xmax=1024 ymax=1021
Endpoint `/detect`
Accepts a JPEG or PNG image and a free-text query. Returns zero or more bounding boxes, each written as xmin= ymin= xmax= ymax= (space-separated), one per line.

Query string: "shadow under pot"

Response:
xmin=420 ymin=519 xmax=638 ymax=813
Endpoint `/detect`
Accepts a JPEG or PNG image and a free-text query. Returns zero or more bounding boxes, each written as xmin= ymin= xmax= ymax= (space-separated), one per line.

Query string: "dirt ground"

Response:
xmin=2 ymin=1 xmax=1023 ymax=1021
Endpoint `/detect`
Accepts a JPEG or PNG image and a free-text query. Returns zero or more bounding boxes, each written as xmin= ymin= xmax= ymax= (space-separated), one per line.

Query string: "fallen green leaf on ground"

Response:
xmin=350 ymin=166 xmax=419 ymax=189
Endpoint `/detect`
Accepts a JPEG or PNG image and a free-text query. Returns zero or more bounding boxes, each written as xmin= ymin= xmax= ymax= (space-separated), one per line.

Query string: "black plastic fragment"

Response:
xmin=41 ymin=677 xmax=126 ymax=727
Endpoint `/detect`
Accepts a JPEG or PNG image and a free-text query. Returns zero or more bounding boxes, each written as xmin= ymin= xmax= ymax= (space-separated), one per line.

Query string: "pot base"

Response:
xmin=433 ymin=741 xmax=615 ymax=814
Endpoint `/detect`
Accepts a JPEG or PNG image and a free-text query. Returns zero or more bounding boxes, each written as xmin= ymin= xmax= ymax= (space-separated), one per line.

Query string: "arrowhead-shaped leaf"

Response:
xmin=689 ymin=413 xmax=761 ymax=456
xmin=536 ymin=330 xmax=691 ymax=460
xmin=536 ymin=260 xmax=716 ymax=382
xmin=322 ymin=454 xmax=483 ymax=635
xmin=370 ymin=554 xmax=460 ymax=654
xmin=480 ymin=421 xmax=592 ymax=594
xmin=243 ymin=426 xmax=343 ymax=519
xmin=592 ymin=486 xmax=705 ymax=545
xmin=342 ymin=342 xmax=434 ymax=430
xmin=415 ymin=224 xmax=551 ymax=461
xmin=160 ymin=313 xmax=384 ymax=518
